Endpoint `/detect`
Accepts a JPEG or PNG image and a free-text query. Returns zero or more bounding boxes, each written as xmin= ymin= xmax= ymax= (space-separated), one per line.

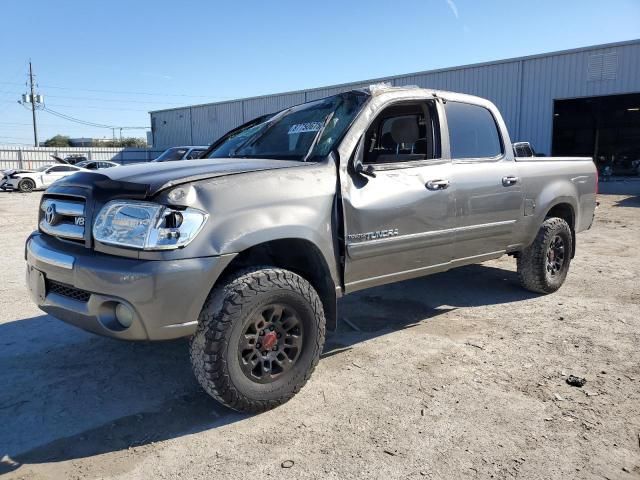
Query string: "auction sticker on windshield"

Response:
xmin=288 ymin=122 xmax=323 ymax=135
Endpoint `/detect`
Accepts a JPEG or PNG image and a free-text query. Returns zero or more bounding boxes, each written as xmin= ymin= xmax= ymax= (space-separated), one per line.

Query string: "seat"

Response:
xmin=375 ymin=117 xmax=425 ymax=163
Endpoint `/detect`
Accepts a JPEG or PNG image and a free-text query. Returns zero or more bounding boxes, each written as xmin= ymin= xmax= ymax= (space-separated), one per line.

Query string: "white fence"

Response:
xmin=0 ymin=146 xmax=166 ymax=170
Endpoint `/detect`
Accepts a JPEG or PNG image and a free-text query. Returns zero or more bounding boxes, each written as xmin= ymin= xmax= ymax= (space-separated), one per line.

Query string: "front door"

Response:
xmin=42 ymin=166 xmax=74 ymax=186
xmin=342 ymin=100 xmax=455 ymax=292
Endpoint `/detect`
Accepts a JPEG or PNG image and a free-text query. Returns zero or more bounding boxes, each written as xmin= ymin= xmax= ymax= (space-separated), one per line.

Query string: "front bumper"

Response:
xmin=25 ymin=232 xmax=236 ymax=341
xmin=1 ymin=178 xmax=15 ymax=189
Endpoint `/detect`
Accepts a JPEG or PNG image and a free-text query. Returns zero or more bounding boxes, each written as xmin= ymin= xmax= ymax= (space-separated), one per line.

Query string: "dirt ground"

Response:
xmin=1 ymin=182 xmax=639 ymax=480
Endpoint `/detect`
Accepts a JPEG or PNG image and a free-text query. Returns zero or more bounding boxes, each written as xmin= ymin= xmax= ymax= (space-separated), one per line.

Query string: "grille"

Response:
xmin=39 ymin=196 xmax=87 ymax=244
xmin=47 ymin=280 xmax=91 ymax=302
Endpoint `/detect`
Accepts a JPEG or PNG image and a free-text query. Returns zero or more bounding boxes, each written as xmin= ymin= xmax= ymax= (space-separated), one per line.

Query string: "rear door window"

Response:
xmin=49 ymin=165 xmax=78 ymax=172
xmin=445 ymin=102 xmax=502 ymax=159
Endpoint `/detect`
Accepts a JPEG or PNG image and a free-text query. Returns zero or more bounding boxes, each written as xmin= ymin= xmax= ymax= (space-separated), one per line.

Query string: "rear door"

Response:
xmin=444 ymin=101 xmax=523 ymax=259
xmin=342 ymin=99 xmax=455 ymax=292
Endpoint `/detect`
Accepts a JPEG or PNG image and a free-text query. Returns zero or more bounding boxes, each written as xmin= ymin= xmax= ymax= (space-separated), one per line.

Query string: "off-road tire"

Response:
xmin=18 ymin=178 xmax=36 ymax=193
xmin=190 ymin=267 xmax=326 ymax=413
xmin=517 ymin=217 xmax=573 ymax=294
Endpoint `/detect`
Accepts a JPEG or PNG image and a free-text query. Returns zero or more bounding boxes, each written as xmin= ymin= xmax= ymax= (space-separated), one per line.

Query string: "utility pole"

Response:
xmin=28 ymin=61 xmax=38 ymax=147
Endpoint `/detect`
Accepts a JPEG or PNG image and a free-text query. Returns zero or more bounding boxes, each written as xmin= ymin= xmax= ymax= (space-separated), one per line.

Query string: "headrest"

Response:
xmin=390 ymin=117 xmax=419 ymax=144
xmin=380 ymin=132 xmax=395 ymax=149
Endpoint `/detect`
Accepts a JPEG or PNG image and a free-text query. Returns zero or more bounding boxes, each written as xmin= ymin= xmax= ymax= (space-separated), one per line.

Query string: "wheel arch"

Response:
xmin=215 ymin=238 xmax=339 ymax=331
xmin=544 ymin=202 xmax=576 ymax=258
xmin=18 ymin=176 xmax=37 ymax=191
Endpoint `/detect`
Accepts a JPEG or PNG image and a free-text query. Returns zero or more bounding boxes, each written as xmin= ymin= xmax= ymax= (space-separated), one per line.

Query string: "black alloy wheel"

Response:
xmin=238 ymin=303 xmax=303 ymax=383
xmin=546 ymin=235 xmax=566 ymax=277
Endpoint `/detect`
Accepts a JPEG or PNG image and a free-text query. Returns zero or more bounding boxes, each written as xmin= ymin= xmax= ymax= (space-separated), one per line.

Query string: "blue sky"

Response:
xmin=0 ymin=0 xmax=638 ymax=145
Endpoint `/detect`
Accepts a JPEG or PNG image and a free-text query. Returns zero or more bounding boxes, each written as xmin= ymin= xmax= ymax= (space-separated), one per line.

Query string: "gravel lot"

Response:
xmin=1 ymin=182 xmax=639 ymax=479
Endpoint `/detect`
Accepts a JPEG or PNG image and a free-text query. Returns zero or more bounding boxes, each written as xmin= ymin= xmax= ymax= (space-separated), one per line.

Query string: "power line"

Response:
xmin=0 ymin=80 xmax=232 ymax=100
xmin=1 ymin=100 xmax=152 ymax=112
xmin=0 ymin=120 xmax=113 ymax=127
xmin=0 ymin=121 xmax=130 ymax=131
xmin=42 ymin=106 xmax=148 ymax=130
xmin=42 ymin=107 xmax=117 ymax=128
xmin=0 ymin=90 xmax=189 ymax=106
xmin=45 ymin=103 xmax=155 ymax=112
xmin=43 ymin=94 xmax=200 ymax=106
xmin=40 ymin=84 xmax=232 ymax=99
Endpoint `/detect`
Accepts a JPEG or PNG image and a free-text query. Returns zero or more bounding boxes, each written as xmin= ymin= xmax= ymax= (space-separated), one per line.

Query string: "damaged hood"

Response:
xmin=99 ymin=158 xmax=305 ymax=194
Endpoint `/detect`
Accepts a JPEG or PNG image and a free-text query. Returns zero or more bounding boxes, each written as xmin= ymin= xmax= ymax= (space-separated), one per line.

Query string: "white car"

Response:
xmin=1 ymin=164 xmax=89 ymax=192
xmin=74 ymin=160 xmax=120 ymax=170
xmin=152 ymin=146 xmax=209 ymax=162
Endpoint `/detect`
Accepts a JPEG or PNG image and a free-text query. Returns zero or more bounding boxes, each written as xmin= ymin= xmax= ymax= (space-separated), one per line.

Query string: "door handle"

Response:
xmin=502 ymin=176 xmax=519 ymax=186
xmin=426 ymin=179 xmax=450 ymax=190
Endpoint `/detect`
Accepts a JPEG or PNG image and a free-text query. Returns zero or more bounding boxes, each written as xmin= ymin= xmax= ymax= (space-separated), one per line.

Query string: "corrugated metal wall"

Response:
xmin=151 ymin=108 xmax=191 ymax=147
xmin=519 ymin=42 xmax=640 ymax=153
xmin=191 ymin=101 xmax=244 ymax=146
xmin=151 ymin=40 xmax=640 ymax=154
xmin=242 ymin=92 xmax=306 ymax=121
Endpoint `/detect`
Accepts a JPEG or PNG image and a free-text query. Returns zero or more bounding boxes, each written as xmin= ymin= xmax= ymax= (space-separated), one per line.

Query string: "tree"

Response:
xmin=43 ymin=135 xmax=71 ymax=147
xmin=93 ymin=137 xmax=147 ymax=147
xmin=119 ymin=137 xmax=147 ymax=147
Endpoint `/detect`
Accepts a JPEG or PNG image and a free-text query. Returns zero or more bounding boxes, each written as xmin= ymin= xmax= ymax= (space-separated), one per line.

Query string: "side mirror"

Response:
xmin=355 ymin=162 xmax=377 ymax=178
xmin=352 ymin=135 xmax=376 ymax=178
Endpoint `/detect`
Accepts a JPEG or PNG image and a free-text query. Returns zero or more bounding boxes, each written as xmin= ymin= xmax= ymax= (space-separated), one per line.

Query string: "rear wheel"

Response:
xmin=18 ymin=178 xmax=36 ymax=193
xmin=190 ymin=267 xmax=326 ymax=413
xmin=517 ymin=217 xmax=573 ymax=294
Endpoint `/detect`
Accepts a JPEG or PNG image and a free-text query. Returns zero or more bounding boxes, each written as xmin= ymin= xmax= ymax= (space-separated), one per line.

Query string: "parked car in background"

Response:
xmin=1 ymin=164 xmax=89 ymax=192
xmin=152 ymin=146 xmax=208 ymax=162
xmin=50 ymin=154 xmax=88 ymax=165
xmin=25 ymin=86 xmax=597 ymax=413
xmin=1 ymin=167 xmax=37 ymax=176
xmin=75 ymin=160 xmax=120 ymax=170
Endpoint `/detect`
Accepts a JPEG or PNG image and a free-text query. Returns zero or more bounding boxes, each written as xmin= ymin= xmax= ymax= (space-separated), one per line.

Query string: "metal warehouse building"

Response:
xmin=150 ymin=39 xmax=640 ymax=162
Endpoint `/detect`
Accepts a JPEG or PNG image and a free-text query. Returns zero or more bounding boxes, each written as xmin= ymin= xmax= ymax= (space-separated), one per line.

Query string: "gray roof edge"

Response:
xmin=149 ymin=38 xmax=640 ymax=115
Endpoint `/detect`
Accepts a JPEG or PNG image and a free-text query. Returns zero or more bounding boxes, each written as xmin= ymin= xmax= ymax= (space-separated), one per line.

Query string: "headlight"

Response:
xmin=93 ymin=200 xmax=208 ymax=250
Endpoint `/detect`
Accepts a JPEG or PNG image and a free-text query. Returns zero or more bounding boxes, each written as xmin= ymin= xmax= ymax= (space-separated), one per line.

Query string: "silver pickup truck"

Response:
xmin=25 ymin=85 xmax=597 ymax=413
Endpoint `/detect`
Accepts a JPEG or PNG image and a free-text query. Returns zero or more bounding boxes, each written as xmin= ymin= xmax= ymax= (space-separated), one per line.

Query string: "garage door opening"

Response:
xmin=552 ymin=93 xmax=640 ymax=176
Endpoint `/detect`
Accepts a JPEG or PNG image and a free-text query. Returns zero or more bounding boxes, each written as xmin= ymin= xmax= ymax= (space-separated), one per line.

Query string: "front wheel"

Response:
xmin=190 ymin=267 xmax=326 ymax=413
xmin=517 ymin=217 xmax=573 ymax=294
xmin=18 ymin=178 xmax=36 ymax=193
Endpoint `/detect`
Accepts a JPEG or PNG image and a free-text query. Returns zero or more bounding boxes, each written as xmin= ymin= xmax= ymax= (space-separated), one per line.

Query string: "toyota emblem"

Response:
xmin=45 ymin=204 xmax=58 ymax=225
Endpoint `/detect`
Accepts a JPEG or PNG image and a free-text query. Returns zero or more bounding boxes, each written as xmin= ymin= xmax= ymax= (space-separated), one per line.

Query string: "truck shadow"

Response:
xmin=612 ymin=195 xmax=640 ymax=208
xmin=0 ymin=264 xmax=534 ymax=472
xmin=326 ymin=263 xmax=534 ymax=353
xmin=597 ymin=179 xmax=640 ymax=200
